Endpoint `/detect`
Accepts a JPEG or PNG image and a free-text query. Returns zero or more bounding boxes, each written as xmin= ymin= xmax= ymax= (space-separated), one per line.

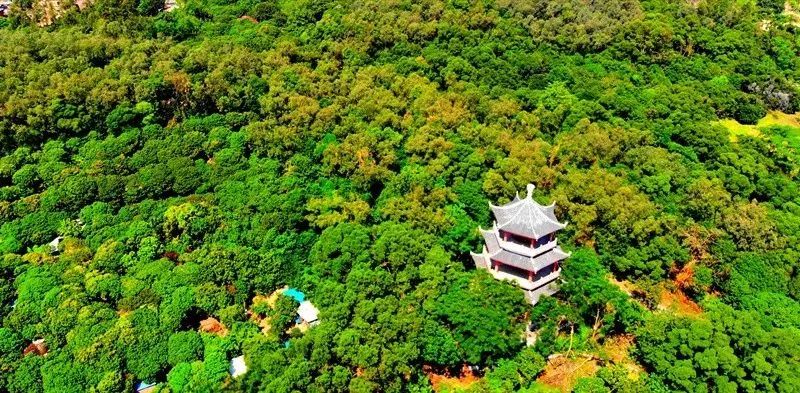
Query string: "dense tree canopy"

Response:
xmin=2 ymin=0 xmax=800 ymax=391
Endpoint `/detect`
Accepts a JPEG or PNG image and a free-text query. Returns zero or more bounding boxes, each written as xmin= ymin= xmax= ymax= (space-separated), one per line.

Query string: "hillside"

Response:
xmin=1 ymin=0 xmax=800 ymax=392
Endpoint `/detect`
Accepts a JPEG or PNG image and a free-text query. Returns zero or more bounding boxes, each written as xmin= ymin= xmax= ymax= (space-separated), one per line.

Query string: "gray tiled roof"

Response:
xmin=480 ymin=225 xmax=557 ymax=258
xmin=490 ymin=246 xmax=570 ymax=272
xmin=480 ymin=228 xmax=501 ymax=253
xmin=470 ymin=251 xmax=489 ymax=269
xmin=490 ymin=184 xmax=565 ymax=239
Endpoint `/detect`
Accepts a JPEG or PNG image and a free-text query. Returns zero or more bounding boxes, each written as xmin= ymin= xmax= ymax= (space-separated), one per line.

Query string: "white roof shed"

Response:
xmin=229 ymin=355 xmax=247 ymax=378
xmin=48 ymin=237 xmax=62 ymax=254
xmin=297 ymin=301 xmax=319 ymax=324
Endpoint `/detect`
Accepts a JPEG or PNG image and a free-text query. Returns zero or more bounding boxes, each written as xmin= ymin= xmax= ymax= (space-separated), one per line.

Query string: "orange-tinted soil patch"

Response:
xmin=537 ymin=355 xmax=599 ymax=393
xmin=674 ymin=262 xmax=694 ymax=290
xmin=424 ymin=364 xmax=480 ymax=392
xmin=199 ymin=317 xmax=229 ymax=336
xmin=609 ymin=274 xmax=703 ymax=317
xmin=658 ymin=288 xmax=702 ymax=316
xmin=602 ymin=334 xmax=644 ymax=378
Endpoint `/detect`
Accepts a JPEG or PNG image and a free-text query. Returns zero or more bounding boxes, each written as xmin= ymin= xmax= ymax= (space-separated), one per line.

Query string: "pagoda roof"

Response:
xmin=480 ymin=227 xmax=502 ymax=254
xmin=490 ymin=184 xmax=566 ymax=239
xmin=470 ymin=251 xmax=489 ymax=269
xmin=490 ymin=246 xmax=570 ymax=273
xmin=229 ymin=355 xmax=248 ymax=378
xmin=480 ymin=224 xmax=558 ymax=257
xmin=298 ymin=301 xmax=319 ymax=323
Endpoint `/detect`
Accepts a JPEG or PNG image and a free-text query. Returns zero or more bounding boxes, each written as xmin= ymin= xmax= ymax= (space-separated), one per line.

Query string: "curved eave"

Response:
xmin=496 ymin=220 xmax=567 ymax=240
xmin=490 ymin=246 xmax=571 ymax=274
xmin=488 ymin=199 xmax=566 ymax=239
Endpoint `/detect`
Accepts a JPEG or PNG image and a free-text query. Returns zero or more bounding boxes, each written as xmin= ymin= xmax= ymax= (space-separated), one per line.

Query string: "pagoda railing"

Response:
xmin=499 ymin=237 xmax=558 ymax=258
xmin=488 ymin=267 xmax=561 ymax=291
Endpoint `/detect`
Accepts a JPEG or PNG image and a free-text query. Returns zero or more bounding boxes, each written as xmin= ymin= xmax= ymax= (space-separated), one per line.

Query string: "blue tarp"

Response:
xmin=283 ymin=288 xmax=305 ymax=302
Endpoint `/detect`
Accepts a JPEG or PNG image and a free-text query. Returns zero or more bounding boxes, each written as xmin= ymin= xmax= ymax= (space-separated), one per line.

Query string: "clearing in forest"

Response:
xmin=535 ymin=334 xmax=642 ymax=392
xmin=424 ymin=365 xmax=481 ymax=392
xmin=537 ymin=355 xmax=600 ymax=393
xmin=608 ymin=275 xmax=703 ymax=317
xmin=657 ymin=287 xmax=703 ymax=317
xmin=607 ymin=276 xmax=650 ymax=309
xmin=715 ymin=111 xmax=800 ymax=142
xmin=786 ymin=0 xmax=800 ymax=26
xmin=601 ymin=334 xmax=645 ymax=378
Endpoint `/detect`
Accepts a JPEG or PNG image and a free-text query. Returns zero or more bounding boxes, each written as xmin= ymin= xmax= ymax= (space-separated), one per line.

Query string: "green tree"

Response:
xmin=168 ymin=331 xmax=204 ymax=366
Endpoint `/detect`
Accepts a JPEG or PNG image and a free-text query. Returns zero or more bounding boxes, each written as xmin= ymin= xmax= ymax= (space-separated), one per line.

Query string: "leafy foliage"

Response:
xmin=1 ymin=0 xmax=800 ymax=391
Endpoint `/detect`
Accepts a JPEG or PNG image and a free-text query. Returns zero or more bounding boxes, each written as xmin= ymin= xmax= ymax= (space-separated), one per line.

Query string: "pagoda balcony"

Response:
xmin=488 ymin=267 xmax=561 ymax=291
xmin=498 ymin=237 xmax=558 ymax=258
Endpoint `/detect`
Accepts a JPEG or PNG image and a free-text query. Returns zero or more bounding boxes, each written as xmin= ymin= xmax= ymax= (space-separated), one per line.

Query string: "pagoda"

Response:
xmin=471 ymin=184 xmax=570 ymax=304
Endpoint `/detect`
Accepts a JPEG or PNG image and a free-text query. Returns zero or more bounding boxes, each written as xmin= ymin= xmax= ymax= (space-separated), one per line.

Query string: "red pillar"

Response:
xmin=528 ymin=270 xmax=534 ymax=281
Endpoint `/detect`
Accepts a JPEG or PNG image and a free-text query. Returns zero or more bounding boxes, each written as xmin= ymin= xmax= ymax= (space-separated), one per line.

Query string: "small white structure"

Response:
xmin=164 ymin=0 xmax=178 ymax=12
xmin=297 ymin=301 xmax=320 ymax=325
xmin=0 ymin=0 xmax=11 ymax=17
xmin=229 ymin=355 xmax=247 ymax=378
xmin=135 ymin=381 xmax=157 ymax=393
xmin=48 ymin=237 xmax=63 ymax=254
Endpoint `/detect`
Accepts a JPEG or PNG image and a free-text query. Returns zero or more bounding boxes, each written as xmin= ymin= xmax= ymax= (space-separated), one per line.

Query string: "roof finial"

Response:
xmin=526 ymin=184 xmax=535 ymax=199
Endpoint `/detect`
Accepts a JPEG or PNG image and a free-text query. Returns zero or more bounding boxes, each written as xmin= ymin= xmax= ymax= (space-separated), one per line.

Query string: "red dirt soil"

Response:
xmin=674 ymin=262 xmax=695 ymax=289
xmin=424 ymin=364 xmax=480 ymax=392
xmin=22 ymin=340 xmax=48 ymax=357
xmin=199 ymin=317 xmax=229 ymax=336
xmin=658 ymin=288 xmax=703 ymax=316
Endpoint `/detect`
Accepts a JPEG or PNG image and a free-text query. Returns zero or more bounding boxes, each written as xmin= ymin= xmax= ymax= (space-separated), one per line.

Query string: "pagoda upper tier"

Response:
xmin=479 ymin=224 xmax=570 ymax=273
xmin=489 ymin=184 xmax=566 ymax=240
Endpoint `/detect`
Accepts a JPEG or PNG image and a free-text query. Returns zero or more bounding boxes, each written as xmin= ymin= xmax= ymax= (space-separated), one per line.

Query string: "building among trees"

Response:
xmin=134 ymin=381 xmax=157 ymax=393
xmin=297 ymin=301 xmax=320 ymax=326
xmin=48 ymin=236 xmax=62 ymax=254
xmin=229 ymin=355 xmax=248 ymax=378
xmin=471 ymin=184 xmax=570 ymax=304
xmin=22 ymin=339 xmax=47 ymax=357
xmin=0 ymin=0 xmax=11 ymax=17
xmin=164 ymin=0 xmax=178 ymax=12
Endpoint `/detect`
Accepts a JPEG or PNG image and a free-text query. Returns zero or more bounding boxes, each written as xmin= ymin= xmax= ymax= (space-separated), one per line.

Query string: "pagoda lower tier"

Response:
xmin=470 ymin=223 xmax=569 ymax=304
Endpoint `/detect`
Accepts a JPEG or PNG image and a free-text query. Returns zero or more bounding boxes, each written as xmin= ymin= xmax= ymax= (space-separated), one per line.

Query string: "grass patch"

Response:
xmin=716 ymin=111 xmax=800 ymax=168
xmin=715 ymin=111 xmax=800 ymax=143
xmin=758 ymin=111 xmax=800 ymax=128
xmin=715 ymin=119 xmax=762 ymax=142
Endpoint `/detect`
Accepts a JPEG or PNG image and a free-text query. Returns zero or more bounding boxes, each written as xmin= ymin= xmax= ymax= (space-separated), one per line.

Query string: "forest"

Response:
xmin=1 ymin=0 xmax=800 ymax=391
